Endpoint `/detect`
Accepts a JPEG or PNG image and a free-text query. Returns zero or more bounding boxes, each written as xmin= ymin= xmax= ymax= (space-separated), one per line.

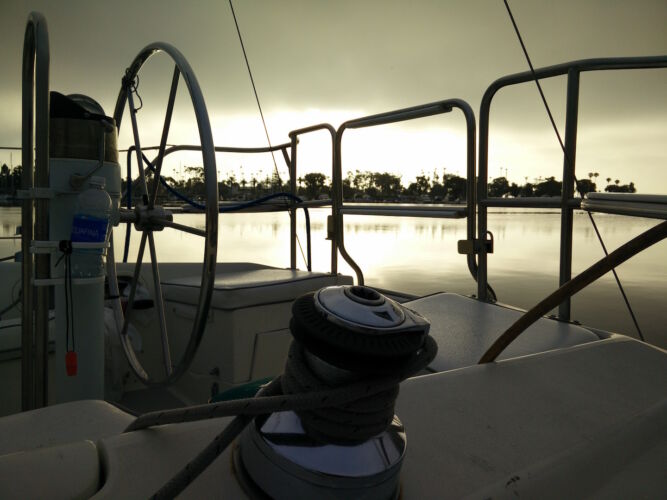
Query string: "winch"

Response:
xmin=235 ymin=285 xmax=431 ymax=499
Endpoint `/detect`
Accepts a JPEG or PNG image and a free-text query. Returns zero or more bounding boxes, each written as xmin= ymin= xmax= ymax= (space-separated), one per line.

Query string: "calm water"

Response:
xmin=2 ymin=206 xmax=665 ymax=348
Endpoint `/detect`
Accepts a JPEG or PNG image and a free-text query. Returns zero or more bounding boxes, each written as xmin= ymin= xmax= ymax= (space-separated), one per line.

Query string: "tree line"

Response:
xmin=487 ymin=171 xmax=636 ymax=199
xmin=1 ymin=163 xmax=637 ymax=204
xmin=127 ymin=168 xmax=471 ymax=203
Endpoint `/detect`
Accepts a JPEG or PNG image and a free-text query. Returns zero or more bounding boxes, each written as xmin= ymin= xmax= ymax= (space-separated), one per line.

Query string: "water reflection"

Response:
xmin=0 ymin=208 xmax=20 ymax=236
xmin=1 ymin=207 xmax=665 ymax=348
xmin=0 ymin=208 xmax=21 ymax=256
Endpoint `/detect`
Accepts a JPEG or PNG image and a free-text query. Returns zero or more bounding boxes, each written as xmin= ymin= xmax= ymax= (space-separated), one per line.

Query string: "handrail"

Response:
xmin=483 ymin=56 xmax=667 ymax=90
xmin=339 ymin=204 xmax=468 ymax=218
xmin=477 ymin=55 xmax=667 ymax=317
xmin=288 ymin=124 xmax=337 ymax=273
xmin=479 ymin=197 xmax=581 ymax=209
xmin=123 ymin=142 xmax=292 ymax=208
xmin=344 ymin=102 xmax=453 ymax=128
xmin=121 ymin=141 xmax=292 ymax=263
xmin=334 ymin=99 xmax=478 ymax=286
xmin=581 ymin=193 xmax=667 ymax=220
xmin=120 ymin=142 xmax=292 ymax=154
xmin=122 ymin=137 xmax=336 ymax=275
xmin=21 ymin=11 xmax=50 ymax=410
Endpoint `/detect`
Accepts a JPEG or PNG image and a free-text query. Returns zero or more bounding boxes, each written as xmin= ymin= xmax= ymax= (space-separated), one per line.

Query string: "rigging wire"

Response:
xmin=228 ymin=0 xmax=314 ymax=271
xmin=228 ymin=0 xmax=282 ymax=186
xmin=502 ymin=0 xmax=645 ymax=341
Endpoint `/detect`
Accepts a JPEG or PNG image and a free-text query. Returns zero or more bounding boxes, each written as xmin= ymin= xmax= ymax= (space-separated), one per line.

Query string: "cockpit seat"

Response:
xmin=159 ymin=262 xmax=353 ymax=399
xmin=405 ymin=293 xmax=602 ymax=372
xmin=0 ymin=399 xmax=132 ymax=456
xmin=0 ymin=400 xmax=133 ymax=499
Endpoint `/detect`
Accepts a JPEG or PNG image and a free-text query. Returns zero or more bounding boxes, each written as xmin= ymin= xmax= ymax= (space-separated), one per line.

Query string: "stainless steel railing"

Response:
xmin=331 ymin=99 xmax=478 ymax=285
xmin=21 ymin=11 xmax=50 ymax=410
xmin=288 ymin=124 xmax=337 ymax=272
xmin=476 ymin=55 xmax=667 ymax=319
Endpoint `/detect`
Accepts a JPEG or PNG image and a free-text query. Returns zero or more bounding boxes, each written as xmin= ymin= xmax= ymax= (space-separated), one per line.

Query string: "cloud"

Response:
xmin=1 ymin=0 xmax=665 ymax=189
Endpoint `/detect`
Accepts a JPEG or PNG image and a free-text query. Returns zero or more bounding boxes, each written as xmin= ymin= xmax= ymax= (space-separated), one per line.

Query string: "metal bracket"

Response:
xmin=457 ymin=231 xmax=494 ymax=255
xmin=326 ymin=215 xmax=334 ymax=241
xmin=15 ymin=187 xmax=54 ymax=200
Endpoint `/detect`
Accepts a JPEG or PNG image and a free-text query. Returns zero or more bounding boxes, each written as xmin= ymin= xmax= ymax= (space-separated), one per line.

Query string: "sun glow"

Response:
xmin=116 ymin=105 xmax=475 ymax=188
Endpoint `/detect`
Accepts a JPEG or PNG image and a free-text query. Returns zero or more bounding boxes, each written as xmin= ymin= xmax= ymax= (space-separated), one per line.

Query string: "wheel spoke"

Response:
xmin=160 ymin=219 xmax=207 ymax=237
xmin=107 ymin=231 xmax=149 ymax=381
xmin=121 ymin=231 xmax=148 ymax=338
xmin=127 ymin=88 xmax=149 ymax=197
xmin=148 ymin=232 xmax=173 ymax=377
xmin=149 ymin=66 xmax=180 ymax=208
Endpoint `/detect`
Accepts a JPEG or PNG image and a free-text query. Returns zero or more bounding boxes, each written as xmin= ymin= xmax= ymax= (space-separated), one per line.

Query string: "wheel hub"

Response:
xmin=133 ymin=204 xmax=173 ymax=232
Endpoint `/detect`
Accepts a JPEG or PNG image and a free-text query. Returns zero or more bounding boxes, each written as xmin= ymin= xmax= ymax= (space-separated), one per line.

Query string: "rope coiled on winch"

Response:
xmin=282 ymin=340 xmax=404 ymax=444
xmin=125 ymin=335 xmax=437 ymax=434
xmin=140 ymin=335 xmax=437 ymax=499
xmin=130 ymin=287 xmax=436 ymax=499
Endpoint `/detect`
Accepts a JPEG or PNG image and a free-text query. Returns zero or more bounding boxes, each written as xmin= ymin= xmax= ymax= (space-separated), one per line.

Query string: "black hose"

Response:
xmin=123 ymin=151 xmax=313 ymax=270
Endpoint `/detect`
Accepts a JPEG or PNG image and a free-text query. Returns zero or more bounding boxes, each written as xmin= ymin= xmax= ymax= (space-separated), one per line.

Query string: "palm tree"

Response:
xmin=615 ymin=179 xmax=620 ymax=186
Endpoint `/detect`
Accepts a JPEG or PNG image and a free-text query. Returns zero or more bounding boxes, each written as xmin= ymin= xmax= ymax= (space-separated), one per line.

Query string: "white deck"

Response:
xmin=406 ymin=293 xmax=601 ymax=372
xmin=398 ymin=337 xmax=667 ymax=498
xmin=1 ymin=336 xmax=665 ymax=498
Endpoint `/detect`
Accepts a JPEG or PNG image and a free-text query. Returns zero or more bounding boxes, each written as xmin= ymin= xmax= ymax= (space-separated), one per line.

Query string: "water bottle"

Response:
xmin=70 ymin=176 xmax=112 ymax=278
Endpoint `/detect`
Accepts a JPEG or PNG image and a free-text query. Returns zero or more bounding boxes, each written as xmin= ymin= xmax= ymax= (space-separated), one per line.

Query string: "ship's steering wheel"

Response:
xmin=107 ymin=43 xmax=218 ymax=386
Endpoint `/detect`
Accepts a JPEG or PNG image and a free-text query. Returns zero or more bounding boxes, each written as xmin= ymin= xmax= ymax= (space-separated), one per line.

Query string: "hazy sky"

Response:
xmin=1 ymin=0 xmax=665 ymax=191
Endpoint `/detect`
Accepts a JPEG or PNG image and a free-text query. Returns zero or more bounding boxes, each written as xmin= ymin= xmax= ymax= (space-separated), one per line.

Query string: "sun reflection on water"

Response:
xmin=0 ymin=206 xmax=664 ymax=347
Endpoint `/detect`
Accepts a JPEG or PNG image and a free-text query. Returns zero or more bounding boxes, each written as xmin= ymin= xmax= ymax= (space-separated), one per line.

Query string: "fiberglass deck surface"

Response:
xmin=405 ymin=293 xmax=601 ymax=372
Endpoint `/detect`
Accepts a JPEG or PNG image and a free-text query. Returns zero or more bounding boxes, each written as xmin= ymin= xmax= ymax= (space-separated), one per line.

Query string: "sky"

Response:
xmin=1 ymin=0 xmax=666 ymax=191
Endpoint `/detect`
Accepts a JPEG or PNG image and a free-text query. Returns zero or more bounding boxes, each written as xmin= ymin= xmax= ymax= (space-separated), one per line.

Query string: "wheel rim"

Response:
xmin=107 ymin=42 xmax=218 ymax=386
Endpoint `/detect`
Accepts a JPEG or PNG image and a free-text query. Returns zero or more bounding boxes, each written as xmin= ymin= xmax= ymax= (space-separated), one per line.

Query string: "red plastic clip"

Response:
xmin=66 ymin=351 xmax=78 ymax=376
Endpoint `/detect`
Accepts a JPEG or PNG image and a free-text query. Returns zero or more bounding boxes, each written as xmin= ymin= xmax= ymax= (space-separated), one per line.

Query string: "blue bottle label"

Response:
xmin=71 ymin=214 xmax=108 ymax=242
